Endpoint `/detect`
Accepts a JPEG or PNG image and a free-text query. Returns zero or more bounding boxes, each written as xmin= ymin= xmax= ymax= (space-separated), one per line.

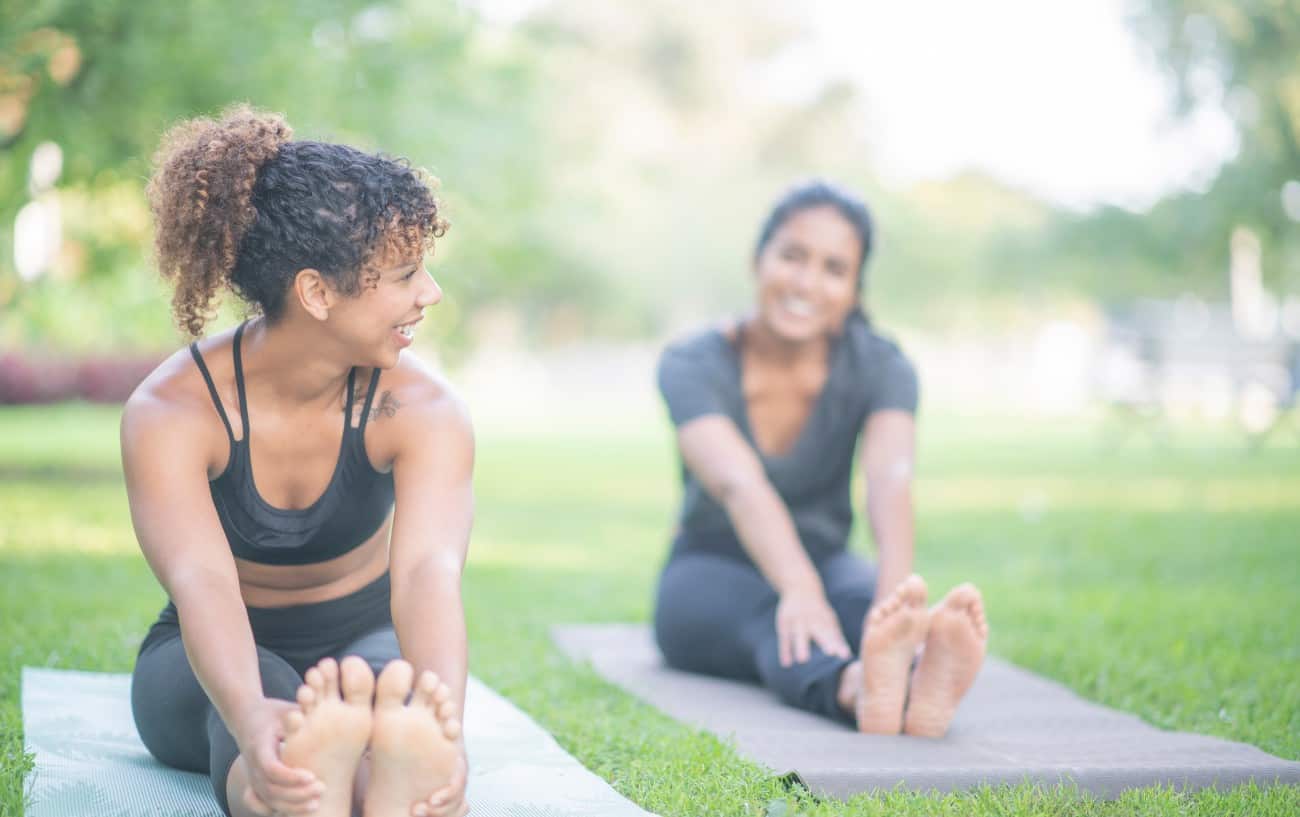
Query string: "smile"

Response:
xmin=781 ymin=297 xmax=814 ymax=318
xmin=394 ymin=316 xmax=422 ymax=342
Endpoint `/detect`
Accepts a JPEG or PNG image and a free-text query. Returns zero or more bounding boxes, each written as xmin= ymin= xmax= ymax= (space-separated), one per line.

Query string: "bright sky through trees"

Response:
xmin=802 ymin=0 xmax=1238 ymax=211
xmin=472 ymin=0 xmax=1239 ymax=212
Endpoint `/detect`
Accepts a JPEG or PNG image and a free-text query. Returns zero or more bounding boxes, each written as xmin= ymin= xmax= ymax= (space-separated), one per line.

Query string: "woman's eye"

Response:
xmin=402 ymin=270 xmax=418 ymax=281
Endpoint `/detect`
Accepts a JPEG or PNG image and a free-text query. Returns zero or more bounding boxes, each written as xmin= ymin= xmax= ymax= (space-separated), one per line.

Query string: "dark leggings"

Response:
xmin=130 ymin=573 xmax=401 ymax=816
xmin=654 ymin=548 xmax=876 ymax=724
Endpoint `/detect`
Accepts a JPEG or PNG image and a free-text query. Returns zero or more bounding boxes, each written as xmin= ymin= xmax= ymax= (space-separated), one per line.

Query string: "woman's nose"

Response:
xmin=788 ymin=263 xmax=814 ymax=293
xmin=418 ymin=273 xmax=443 ymax=307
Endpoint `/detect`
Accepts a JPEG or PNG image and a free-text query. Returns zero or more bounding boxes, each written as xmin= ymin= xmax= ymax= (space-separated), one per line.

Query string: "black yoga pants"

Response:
xmin=654 ymin=548 xmax=877 ymax=724
xmin=131 ymin=573 xmax=400 ymax=816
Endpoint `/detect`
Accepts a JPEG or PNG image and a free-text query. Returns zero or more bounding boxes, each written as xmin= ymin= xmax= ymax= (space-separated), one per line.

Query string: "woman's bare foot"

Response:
xmin=856 ymin=574 xmax=929 ymax=734
xmin=364 ymin=660 xmax=464 ymax=817
xmin=280 ymin=656 xmax=374 ymax=817
xmin=903 ymin=583 xmax=989 ymax=737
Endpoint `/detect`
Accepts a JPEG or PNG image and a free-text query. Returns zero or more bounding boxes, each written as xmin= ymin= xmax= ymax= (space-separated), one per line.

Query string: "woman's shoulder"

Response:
xmin=124 ymin=327 xmax=239 ymax=424
xmin=121 ymin=330 xmax=243 ymax=465
xmin=363 ymin=350 xmax=469 ymax=433
xmin=837 ymin=312 xmax=919 ymax=412
xmin=357 ymin=350 xmax=471 ymax=470
xmin=841 ymin=312 xmax=913 ymax=368
xmin=659 ymin=321 xmax=736 ymax=373
xmin=662 ymin=321 xmax=732 ymax=353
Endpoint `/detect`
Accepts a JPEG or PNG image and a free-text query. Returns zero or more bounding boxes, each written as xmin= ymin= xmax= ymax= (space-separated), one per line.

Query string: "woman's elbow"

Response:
xmin=712 ymin=470 xmax=769 ymax=509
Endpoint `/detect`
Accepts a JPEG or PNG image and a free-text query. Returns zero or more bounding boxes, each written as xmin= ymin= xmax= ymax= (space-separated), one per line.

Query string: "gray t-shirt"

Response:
xmin=657 ymin=310 xmax=918 ymax=561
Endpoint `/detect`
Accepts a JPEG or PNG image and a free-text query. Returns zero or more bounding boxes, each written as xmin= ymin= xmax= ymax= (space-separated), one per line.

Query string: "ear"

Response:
xmin=292 ymin=268 xmax=335 ymax=321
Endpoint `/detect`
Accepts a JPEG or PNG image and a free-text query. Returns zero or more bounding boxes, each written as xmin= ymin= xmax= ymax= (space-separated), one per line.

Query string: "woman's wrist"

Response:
xmin=778 ymin=571 xmax=826 ymax=600
xmin=228 ymin=695 xmax=274 ymax=747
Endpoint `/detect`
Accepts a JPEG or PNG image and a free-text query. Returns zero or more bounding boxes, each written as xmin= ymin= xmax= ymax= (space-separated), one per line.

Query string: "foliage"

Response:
xmin=6 ymin=1 xmax=1298 ymax=354
xmin=1030 ymin=0 xmax=1300 ymax=301
xmin=0 ymin=0 xmax=597 ymax=355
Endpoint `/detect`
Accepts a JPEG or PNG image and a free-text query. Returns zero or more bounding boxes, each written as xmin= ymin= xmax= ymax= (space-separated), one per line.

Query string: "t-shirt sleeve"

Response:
xmin=864 ymin=343 xmax=919 ymax=416
xmin=657 ymin=339 xmax=728 ymax=427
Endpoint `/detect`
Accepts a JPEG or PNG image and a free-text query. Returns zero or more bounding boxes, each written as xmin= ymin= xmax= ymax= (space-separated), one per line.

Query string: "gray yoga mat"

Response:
xmin=21 ymin=666 xmax=655 ymax=817
xmin=553 ymin=624 xmax=1300 ymax=799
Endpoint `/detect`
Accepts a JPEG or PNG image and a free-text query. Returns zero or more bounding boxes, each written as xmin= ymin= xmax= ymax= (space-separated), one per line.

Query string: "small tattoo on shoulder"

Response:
xmin=370 ymin=390 xmax=400 ymax=421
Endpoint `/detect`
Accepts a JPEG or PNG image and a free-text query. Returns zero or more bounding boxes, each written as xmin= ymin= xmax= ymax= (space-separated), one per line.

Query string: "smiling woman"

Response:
xmin=121 ymin=105 xmax=473 ymax=817
xmin=653 ymin=179 xmax=989 ymax=736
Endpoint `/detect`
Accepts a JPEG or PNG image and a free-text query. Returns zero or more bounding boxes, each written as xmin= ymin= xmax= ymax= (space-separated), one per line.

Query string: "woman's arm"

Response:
xmin=859 ymin=409 xmax=917 ymax=603
xmin=386 ymin=385 xmax=473 ymax=712
xmin=382 ymin=376 xmax=473 ymax=817
xmin=677 ymin=416 xmax=851 ymax=664
xmin=121 ymin=390 xmax=320 ymax=813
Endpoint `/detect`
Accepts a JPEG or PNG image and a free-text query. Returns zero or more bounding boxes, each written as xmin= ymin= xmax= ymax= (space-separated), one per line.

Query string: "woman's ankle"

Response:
xmin=835 ymin=660 xmax=863 ymax=713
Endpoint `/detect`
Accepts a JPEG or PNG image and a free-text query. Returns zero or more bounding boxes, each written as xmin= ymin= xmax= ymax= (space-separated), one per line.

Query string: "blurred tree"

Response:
xmin=1099 ymin=0 xmax=1299 ymax=293
xmin=3 ymin=0 xmax=1178 ymax=354
xmin=0 ymin=0 xmax=598 ymax=353
xmin=990 ymin=2 xmax=1300 ymax=306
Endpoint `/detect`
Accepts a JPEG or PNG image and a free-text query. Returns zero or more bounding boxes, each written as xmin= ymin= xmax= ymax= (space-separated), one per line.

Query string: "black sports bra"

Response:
xmin=189 ymin=322 xmax=395 ymax=566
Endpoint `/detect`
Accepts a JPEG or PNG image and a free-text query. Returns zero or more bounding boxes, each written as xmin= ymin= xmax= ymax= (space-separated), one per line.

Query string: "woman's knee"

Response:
xmin=255 ymin=647 xmax=304 ymax=700
xmin=131 ymin=636 xmax=210 ymax=772
xmin=654 ymin=555 xmax=772 ymax=679
xmin=336 ymin=627 xmax=401 ymax=677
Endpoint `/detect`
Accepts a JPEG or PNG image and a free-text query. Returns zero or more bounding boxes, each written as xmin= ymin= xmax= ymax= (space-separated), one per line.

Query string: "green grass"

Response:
xmin=2 ymin=403 xmax=1298 ymax=816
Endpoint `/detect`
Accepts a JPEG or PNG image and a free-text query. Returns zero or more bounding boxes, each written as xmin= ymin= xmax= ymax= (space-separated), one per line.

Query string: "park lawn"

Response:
xmin=1 ymin=403 xmax=1298 ymax=817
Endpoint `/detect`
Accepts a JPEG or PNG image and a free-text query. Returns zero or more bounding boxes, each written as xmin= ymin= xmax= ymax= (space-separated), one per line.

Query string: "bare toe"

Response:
xmin=414 ymin=671 xmax=440 ymax=708
xmin=442 ymin=717 xmax=462 ymax=741
xmin=304 ymin=664 xmax=328 ymax=703
xmin=297 ymin=682 xmax=318 ymax=714
xmin=899 ymin=574 xmax=928 ymax=606
xmin=317 ymin=657 xmax=340 ymax=700
xmin=947 ymin=583 xmax=981 ymax=608
xmin=376 ymin=660 xmax=415 ymax=709
xmin=339 ymin=656 xmax=376 ymax=705
xmin=283 ymin=708 xmax=305 ymax=736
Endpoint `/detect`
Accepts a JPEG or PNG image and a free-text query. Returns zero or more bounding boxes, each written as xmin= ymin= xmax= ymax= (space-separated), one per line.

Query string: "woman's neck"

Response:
xmin=739 ymin=313 xmax=830 ymax=367
xmin=239 ymin=316 xmax=354 ymax=408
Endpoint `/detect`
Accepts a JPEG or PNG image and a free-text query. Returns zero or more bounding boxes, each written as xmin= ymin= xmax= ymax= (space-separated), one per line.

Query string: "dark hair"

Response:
xmin=753 ymin=179 xmax=873 ymax=289
xmin=148 ymin=104 xmax=447 ymax=336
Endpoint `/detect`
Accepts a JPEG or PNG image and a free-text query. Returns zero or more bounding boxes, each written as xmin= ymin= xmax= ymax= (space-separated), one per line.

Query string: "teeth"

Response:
xmin=398 ymin=324 xmax=414 ymax=339
xmin=783 ymin=298 xmax=813 ymax=317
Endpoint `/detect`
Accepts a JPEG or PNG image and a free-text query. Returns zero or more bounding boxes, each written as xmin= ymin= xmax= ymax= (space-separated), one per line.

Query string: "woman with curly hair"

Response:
xmin=124 ymin=105 xmax=470 ymax=817
xmin=654 ymin=180 xmax=989 ymax=736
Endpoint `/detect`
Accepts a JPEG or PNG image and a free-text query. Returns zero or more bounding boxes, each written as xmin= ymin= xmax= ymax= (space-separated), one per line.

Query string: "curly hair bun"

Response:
xmin=148 ymin=104 xmax=292 ymax=337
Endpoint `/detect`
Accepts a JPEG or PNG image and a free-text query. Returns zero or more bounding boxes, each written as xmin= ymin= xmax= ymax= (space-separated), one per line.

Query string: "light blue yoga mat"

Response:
xmin=22 ymin=667 xmax=655 ymax=817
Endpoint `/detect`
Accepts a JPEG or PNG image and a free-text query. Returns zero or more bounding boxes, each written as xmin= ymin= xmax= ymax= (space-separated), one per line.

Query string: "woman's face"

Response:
xmin=332 ymin=247 xmax=442 ymax=369
xmin=753 ymin=205 xmax=861 ymax=344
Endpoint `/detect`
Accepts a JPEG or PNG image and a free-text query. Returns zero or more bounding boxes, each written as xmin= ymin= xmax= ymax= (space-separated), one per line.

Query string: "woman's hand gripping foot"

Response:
xmin=903 ymin=583 xmax=989 ymax=737
xmin=365 ymin=660 xmax=467 ymax=817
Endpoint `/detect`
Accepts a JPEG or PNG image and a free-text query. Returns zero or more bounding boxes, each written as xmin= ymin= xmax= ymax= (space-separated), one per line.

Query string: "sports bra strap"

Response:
xmin=358 ymin=368 xmax=383 ymax=433
xmin=342 ymin=367 xmax=358 ymax=426
xmin=189 ymin=343 xmax=236 ymax=442
xmin=232 ymin=321 xmax=251 ymax=440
